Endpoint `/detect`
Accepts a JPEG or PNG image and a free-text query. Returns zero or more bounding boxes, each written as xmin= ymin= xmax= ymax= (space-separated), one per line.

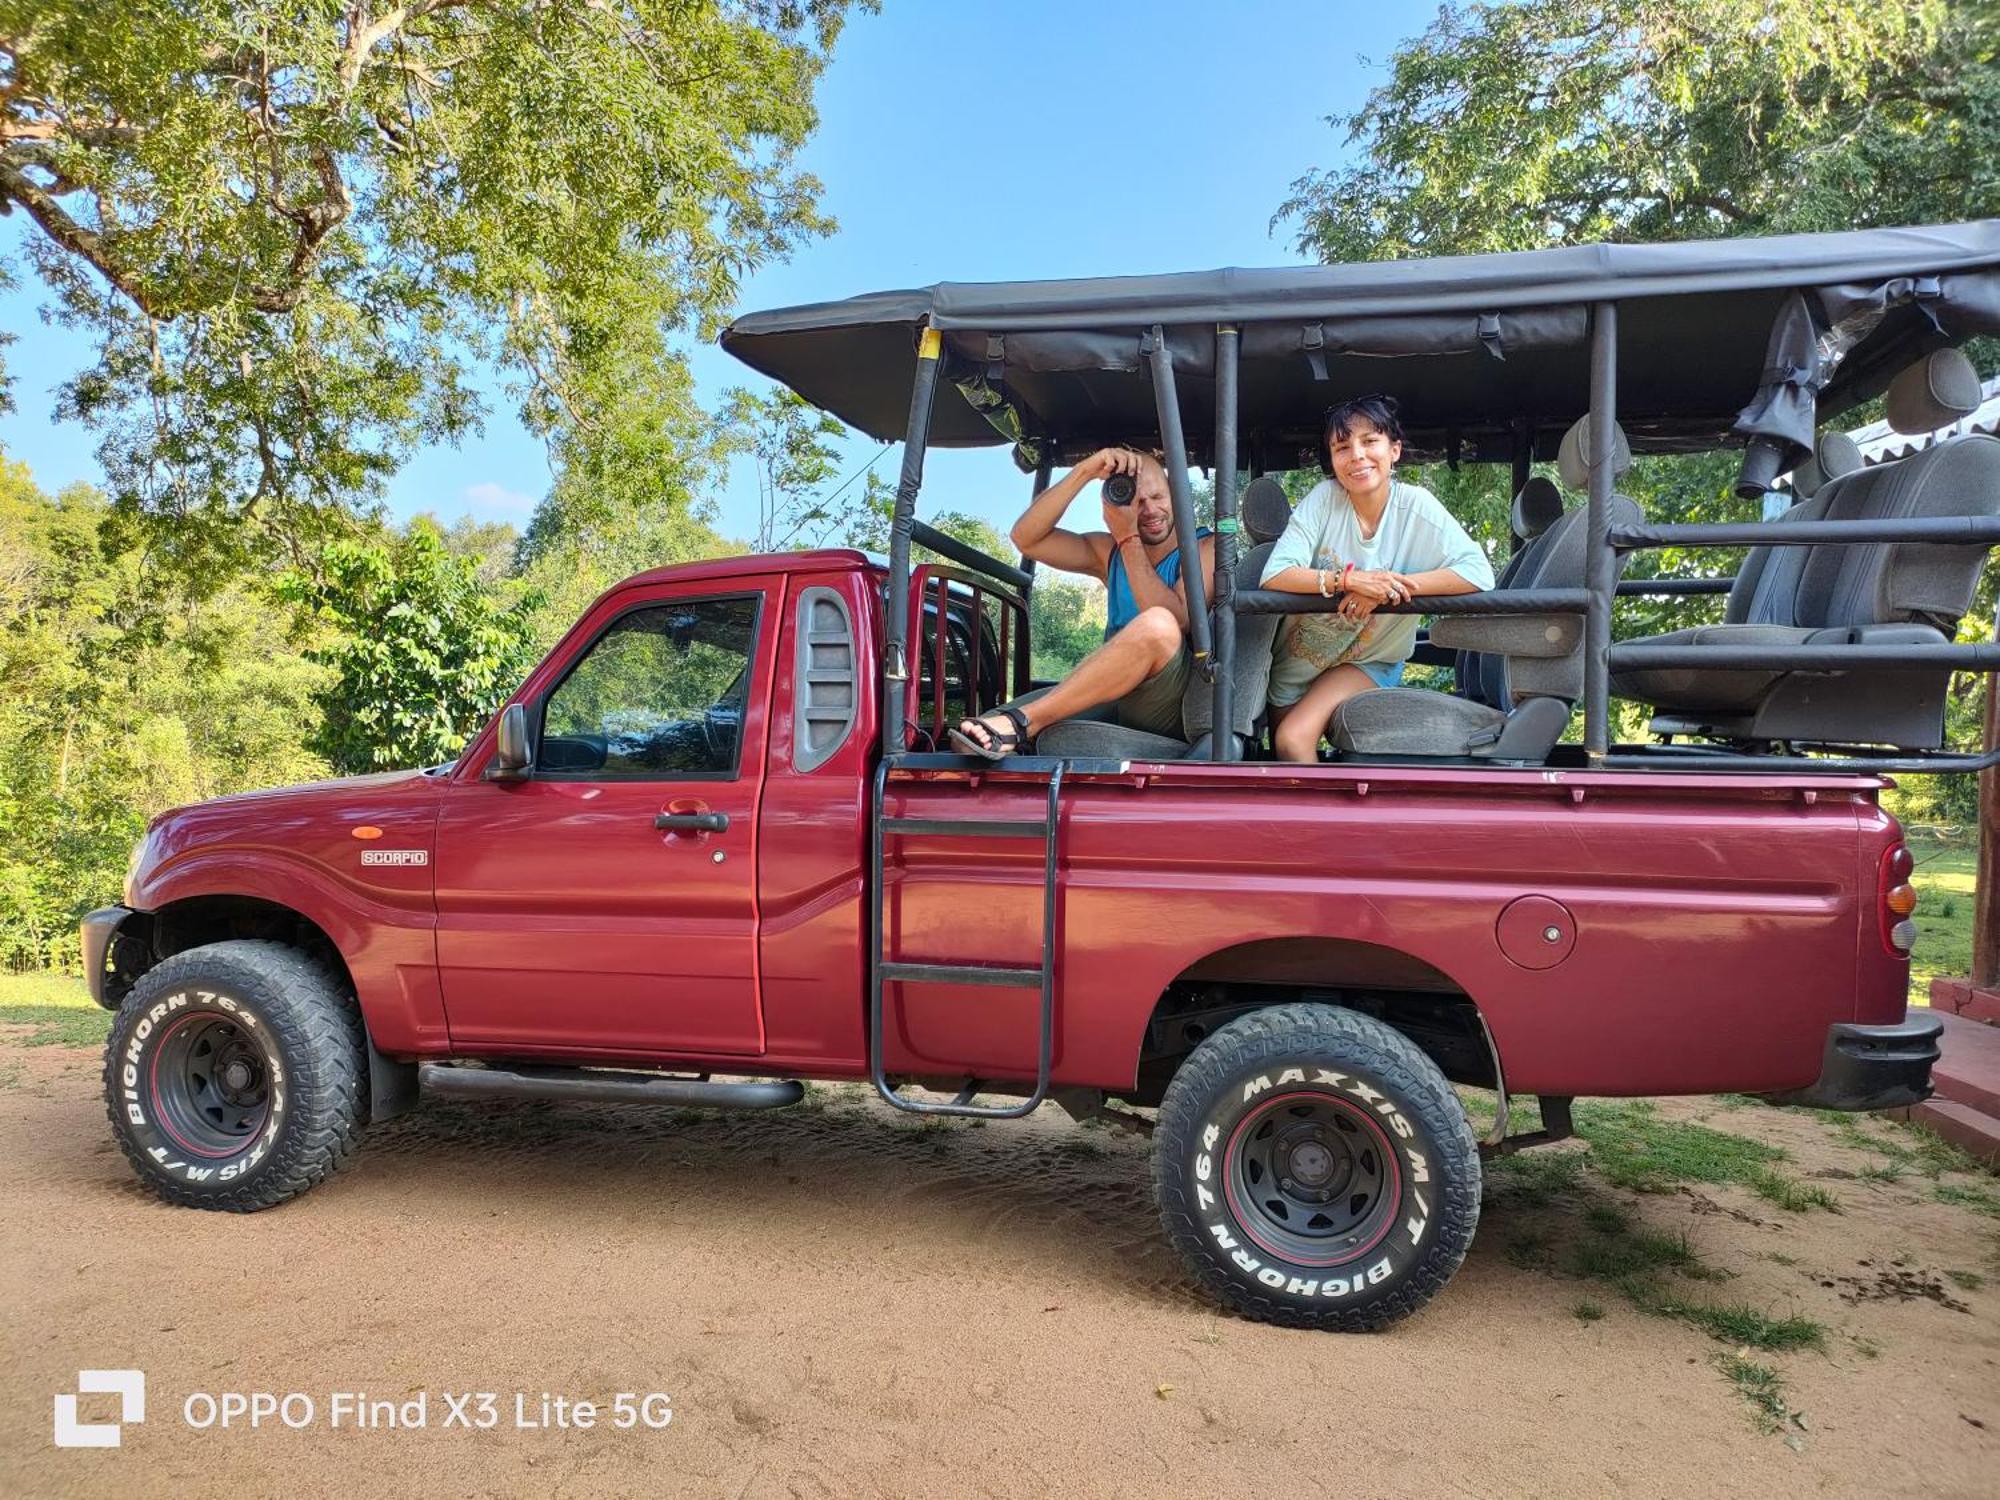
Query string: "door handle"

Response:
xmin=654 ymin=811 xmax=729 ymax=833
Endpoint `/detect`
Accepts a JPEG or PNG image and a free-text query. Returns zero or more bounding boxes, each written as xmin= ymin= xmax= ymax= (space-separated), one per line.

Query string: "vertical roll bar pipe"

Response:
xmin=1211 ymin=326 xmax=1241 ymax=760
xmin=882 ymin=328 xmax=945 ymax=757
xmin=1583 ymin=302 xmax=1618 ymax=758
xmin=1023 ymin=456 xmax=1052 ymax=588
xmin=1143 ymin=326 xmax=1214 ymax=675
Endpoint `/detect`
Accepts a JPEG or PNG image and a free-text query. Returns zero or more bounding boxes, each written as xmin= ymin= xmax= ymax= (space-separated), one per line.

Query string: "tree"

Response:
xmin=714 ymin=384 xmax=855 ymax=551
xmin=0 ymin=1 xmax=866 ymax=563
xmin=279 ymin=519 xmax=542 ymax=772
xmin=0 ymin=454 xmax=328 ymax=966
xmin=1279 ymin=1 xmax=1996 ymax=260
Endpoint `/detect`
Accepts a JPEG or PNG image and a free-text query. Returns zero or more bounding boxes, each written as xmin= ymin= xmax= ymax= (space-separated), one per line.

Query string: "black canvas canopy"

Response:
xmin=720 ymin=220 xmax=2000 ymax=474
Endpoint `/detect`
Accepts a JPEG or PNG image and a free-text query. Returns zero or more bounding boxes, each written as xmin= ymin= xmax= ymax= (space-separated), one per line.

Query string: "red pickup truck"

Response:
xmin=86 ymin=543 xmax=1933 ymax=1330
xmin=88 ymin=224 xmax=1998 ymax=1330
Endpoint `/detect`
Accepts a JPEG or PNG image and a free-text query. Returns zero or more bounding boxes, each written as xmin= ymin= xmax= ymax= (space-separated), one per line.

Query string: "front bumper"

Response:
xmin=1760 ymin=1015 xmax=1943 ymax=1112
xmin=79 ymin=906 xmax=136 ymax=1010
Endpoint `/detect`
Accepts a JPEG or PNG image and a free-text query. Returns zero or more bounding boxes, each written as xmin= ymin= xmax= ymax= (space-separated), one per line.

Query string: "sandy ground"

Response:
xmin=1 ymin=1033 xmax=1995 ymax=1500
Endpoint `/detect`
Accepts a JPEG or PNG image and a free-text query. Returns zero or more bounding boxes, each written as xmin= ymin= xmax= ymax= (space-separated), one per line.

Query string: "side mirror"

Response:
xmin=492 ymin=704 xmax=532 ymax=779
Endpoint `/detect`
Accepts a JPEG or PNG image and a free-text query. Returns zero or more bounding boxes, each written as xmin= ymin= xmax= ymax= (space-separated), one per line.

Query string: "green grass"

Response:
xmin=1570 ymin=1098 xmax=1838 ymax=1211
xmin=1906 ymin=829 xmax=1975 ymax=997
xmin=1713 ymin=1353 xmax=1802 ymax=1437
xmin=0 ymin=973 xmax=108 ymax=1047
xmin=1824 ymin=1113 xmax=1986 ymax=1178
xmin=1488 ymin=1147 xmax=1588 ymax=1205
xmin=1504 ymin=1230 xmax=1555 ymax=1270
xmin=1934 ymin=1182 xmax=2000 ymax=1218
xmin=1572 ymin=1300 xmax=1605 ymax=1323
xmin=1745 ymin=1169 xmax=1843 ymax=1214
xmin=0 ymin=972 xmax=93 ymax=1007
xmin=1632 ymin=1289 xmax=1825 ymax=1352
xmin=1945 ymin=1268 xmax=1986 ymax=1292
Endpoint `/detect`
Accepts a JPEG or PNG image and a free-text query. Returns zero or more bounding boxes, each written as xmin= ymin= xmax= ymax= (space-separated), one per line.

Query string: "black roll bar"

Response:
xmin=1617 ymin=578 xmax=1735 ymax=597
xmin=1143 ymin=325 xmax=1214 ymax=676
xmin=871 ymin=293 xmax=1998 ymax=780
xmin=1211 ymin=325 xmax=1241 ymax=760
xmin=1023 ymin=457 xmax=1051 ymax=587
xmin=1615 ymin=516 xmax=2000 ymax=548
xmin=1583 ymin=301 xmax=1618 ymax=756
xmin=883 ymin=329 xmax=944 ymax=757
xmin=910 ymin=518 xmax=1033 ymax=593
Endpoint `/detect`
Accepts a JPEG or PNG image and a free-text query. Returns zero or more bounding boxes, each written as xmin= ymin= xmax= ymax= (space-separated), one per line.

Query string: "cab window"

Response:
xmin=540 ymin=595 xmax=759 ymax=778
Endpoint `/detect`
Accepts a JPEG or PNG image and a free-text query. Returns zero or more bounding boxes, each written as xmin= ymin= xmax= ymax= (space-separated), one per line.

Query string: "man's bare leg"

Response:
xmin=958 ymin=607 xmax=1182 ymax=749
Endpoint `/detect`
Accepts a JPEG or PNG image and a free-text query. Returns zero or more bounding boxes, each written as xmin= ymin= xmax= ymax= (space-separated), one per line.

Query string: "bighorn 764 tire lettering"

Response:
xmin=103 ymin=940 xmax=367 ymax=1213
xmin=1153 ymin=1004 xmax=1481 ymax=1331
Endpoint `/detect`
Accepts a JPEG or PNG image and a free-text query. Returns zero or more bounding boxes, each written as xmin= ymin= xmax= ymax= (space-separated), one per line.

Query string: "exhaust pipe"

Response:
xmin=419 ymin=1063 xmax=803 ymax=1110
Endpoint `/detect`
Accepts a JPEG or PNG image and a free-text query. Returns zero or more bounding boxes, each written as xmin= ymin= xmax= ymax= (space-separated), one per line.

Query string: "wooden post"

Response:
xmin=1976 ymin=677 xmax=2000 ymax=989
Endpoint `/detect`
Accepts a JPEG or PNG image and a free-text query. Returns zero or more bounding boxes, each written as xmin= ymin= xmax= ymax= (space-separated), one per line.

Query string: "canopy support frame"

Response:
xmin=1584 ymin=302 xmax=1619 ymax=758
xmin=1211 ymin=325 xmax=1241 ymax=760
xmin=1144 ymin=326 xmax=1215 ymax=678
xmin=883 ymin=330 xmax=945 ymax=758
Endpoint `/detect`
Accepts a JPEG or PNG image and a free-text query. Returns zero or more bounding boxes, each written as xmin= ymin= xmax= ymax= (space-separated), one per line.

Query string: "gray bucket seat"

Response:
xmin=1455 ymin=474 xmax=1565 ymax=711
xmin=1611 ymin=349 xmax=1995 ymax=749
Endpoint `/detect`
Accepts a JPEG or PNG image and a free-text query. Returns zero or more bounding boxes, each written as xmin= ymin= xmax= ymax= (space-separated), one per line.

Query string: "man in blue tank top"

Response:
xmin=951 ymin=448 xmax=1216 ymax=758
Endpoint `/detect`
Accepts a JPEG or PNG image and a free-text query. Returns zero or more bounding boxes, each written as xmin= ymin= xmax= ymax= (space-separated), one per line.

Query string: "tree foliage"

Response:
xmin=1280 ymin=0 xmax=1996 ymax=260
xmin=279 ymin=519 xmax=542 ymax=773
xmin=0 ymin=0 xmax=865 ymax=561
xmin=0 ymin=456 xmax=329 ymax=967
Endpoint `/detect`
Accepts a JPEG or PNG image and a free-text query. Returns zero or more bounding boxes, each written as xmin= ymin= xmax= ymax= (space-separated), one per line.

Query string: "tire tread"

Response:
xmin=1152 ymin=1002 xmax=1481 ymax=1332
xmin=102 ymin=940 xmax=367 ymax=1213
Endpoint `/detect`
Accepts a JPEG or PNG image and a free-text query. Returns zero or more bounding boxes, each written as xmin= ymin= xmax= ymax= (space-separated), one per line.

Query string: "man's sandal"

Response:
xmin=947 ymin=704 xmax=1033 ymax=762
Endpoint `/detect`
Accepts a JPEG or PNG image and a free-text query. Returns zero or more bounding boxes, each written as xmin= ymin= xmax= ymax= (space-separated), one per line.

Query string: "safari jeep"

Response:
xmin=89 ymin=220 xmax=2000 ymax=1329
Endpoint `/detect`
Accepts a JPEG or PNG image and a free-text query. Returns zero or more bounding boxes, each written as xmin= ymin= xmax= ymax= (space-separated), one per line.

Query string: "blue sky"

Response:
xmin=0 ymin=1 xmax=1427 ymax=542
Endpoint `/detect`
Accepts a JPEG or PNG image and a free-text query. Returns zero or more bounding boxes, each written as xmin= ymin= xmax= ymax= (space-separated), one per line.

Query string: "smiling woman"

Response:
xmin=1259 ymin=396 xmax=1494 ymax=761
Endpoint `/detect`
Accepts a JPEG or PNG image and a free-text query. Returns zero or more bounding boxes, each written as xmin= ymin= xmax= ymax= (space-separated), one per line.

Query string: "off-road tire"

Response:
xmin=1154 ymin=1002 xmax=1480 ymax=1331
xmin=103 ymin=940 xmax=367 ymax=1211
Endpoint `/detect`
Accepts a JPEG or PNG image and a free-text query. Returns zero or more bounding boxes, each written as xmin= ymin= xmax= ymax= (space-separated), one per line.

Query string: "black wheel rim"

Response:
xmin=149 ymin=1012 xmax=273 ymax=1158
xmin=1223 ymin=1091 xmax=1400 ymax=1267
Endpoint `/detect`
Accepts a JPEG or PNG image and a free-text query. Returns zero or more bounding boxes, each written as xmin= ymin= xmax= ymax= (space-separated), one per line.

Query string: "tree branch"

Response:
xmin=0 ymin=152 xmax=166 ymax=316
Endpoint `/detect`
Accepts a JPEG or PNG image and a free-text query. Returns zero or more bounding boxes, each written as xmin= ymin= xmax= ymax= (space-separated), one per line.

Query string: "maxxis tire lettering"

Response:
xmin=1153 ymin=1002 xmax=1481 ymax=1332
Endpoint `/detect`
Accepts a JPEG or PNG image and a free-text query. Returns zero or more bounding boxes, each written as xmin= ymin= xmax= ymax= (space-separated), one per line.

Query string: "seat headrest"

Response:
xmin=1511 ymin=476 xmax=1564 ymax=540
xmin=1788 ymin=429 xmax=1865 ymax=498
xmin=1239 ymin=476 xmax=1293 ymax=545
xmin=1886 ymin=348 xmax=1982 ymax=435
xmin=1556 ymin=415 xmax=1632 ymax=491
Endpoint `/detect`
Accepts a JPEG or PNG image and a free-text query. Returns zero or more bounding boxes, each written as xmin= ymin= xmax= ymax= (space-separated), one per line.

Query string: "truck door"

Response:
xmin=432 ymin=578 xmax=779 ymax=1056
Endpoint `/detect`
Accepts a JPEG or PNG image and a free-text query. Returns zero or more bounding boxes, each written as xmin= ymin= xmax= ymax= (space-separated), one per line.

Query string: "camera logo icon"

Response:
xmin=54 ymin=1370 xmax=146 ymax=1448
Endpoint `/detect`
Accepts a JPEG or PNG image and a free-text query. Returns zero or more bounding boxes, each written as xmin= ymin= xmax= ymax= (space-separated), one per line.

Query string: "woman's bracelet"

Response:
xmin=1316 ymin=568 xmax=1330 ymax=598
xmin=1341 ymin=562 xmax=1355 ymax=591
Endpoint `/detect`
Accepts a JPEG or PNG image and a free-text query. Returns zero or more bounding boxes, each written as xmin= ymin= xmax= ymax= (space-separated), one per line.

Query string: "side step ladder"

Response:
xmin=868 ymin=757 xmax=1065 ymax=1118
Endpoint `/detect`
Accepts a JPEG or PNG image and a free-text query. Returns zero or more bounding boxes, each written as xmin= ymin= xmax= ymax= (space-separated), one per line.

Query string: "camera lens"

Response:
xmin=1103 ymin=473 xmax=1136 ymax=506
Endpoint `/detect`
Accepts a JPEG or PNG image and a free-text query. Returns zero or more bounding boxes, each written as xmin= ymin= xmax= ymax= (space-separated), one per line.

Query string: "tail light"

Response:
xmin=1878 ymin=842 xmax=1917 ymax=958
